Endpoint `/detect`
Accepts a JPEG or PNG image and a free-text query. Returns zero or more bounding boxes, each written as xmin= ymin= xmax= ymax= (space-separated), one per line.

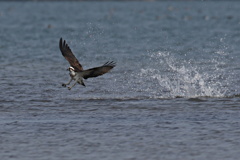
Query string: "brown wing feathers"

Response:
xmin=59 ymin=38 xmax=83 ymax=71
xmin=83 ymin=61 xmax=116 ymax=79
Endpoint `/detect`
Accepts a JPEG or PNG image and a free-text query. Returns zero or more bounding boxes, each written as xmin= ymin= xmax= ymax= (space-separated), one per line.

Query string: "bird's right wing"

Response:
xmin=59 ymin=38 xmax=83 ymax=71
xmin=82 ymin=61 xmax=116 ymax=79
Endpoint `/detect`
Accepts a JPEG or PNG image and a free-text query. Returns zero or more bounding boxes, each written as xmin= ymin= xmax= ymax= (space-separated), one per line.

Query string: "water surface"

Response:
xmin=0 ymin=1 xmax=240 ymax=160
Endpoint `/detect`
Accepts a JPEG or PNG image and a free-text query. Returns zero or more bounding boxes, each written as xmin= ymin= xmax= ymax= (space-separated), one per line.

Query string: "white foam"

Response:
xmin=134 ymin=51 xmax=230 ymax=98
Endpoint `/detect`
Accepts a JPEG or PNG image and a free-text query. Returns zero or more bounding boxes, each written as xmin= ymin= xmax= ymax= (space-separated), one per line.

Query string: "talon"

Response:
xmin=68 ymin=87 xmax=71 ymax=90
xmin=62 ymin=84 xmax=66 ymax=87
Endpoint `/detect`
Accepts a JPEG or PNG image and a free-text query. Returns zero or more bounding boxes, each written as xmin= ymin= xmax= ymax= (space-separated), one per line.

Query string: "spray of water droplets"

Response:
xmin=127 ymin=51 xmax=232 ymax=98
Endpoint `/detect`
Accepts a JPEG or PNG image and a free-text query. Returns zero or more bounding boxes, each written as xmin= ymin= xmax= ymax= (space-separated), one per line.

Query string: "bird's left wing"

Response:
xmin=59 ymin=38 xmax=83 ymax=72
xmin=82 ymin=61 xmax=116 ymax=79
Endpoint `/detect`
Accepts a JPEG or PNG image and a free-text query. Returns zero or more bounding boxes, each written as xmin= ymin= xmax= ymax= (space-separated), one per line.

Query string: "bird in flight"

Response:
xmin=59 ymin=38 xmax=116 ymax=90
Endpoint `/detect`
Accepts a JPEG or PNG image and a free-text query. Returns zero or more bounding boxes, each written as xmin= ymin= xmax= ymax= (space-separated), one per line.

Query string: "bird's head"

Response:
xmin=67 ymin=67 xmax=75 ymax=72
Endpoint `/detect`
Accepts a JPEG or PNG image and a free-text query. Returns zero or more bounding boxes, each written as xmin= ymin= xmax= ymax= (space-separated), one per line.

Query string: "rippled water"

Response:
xmin=1 ymin=1 xmax=240 ymax=160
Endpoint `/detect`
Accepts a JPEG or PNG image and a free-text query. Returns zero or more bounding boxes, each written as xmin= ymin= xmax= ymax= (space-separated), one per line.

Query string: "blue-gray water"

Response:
xmin=1 ymin=1 xmax=240 ymax=160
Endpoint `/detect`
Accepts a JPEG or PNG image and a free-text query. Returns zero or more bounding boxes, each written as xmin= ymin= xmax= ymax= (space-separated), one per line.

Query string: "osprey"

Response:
xmin=59 ymin=38 xmax=116 ymax=90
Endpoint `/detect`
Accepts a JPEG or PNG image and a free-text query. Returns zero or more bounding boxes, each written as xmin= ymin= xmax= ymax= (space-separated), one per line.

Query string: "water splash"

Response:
xmin=131 ymin=51 xmax=231 ymax=98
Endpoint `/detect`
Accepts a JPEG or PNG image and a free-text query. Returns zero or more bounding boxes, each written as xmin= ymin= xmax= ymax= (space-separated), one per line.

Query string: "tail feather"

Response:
xmin=78 ymin=80 xmax=86 ymax=87
xmin=82 ymin=81 xmax=86 ymax=87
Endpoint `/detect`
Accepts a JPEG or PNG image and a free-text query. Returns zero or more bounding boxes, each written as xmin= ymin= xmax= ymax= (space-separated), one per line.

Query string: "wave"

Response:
xmin=69 ymin=94 xmax=240 ymax=103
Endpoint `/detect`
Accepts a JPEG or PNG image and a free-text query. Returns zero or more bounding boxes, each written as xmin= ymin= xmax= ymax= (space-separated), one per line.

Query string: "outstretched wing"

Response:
xmin=59 ymin=38 xmax=83 ymax=72
xmin=83 ymin=61 xmax=116 ymax=79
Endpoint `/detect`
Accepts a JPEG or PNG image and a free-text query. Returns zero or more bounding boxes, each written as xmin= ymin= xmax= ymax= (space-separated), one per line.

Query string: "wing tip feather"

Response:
xmin=59 ymin=38 xmax=72 ymax=53
xmin=103 ymin=61 xmax=116 ymax=67
xmin=59 ymin=37 xmax=62 ymax=50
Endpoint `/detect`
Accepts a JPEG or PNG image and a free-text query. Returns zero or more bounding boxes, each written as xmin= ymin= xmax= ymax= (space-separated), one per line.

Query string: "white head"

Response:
xmin=67 ymin=66 xmax=75 ymax=71
xmin=67 ymin=67 xmax=76 ymax=76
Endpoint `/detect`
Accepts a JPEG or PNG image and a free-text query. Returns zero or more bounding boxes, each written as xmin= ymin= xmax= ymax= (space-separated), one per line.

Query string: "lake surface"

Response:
xmin=0 ymin=1 xmax=240 ymax=160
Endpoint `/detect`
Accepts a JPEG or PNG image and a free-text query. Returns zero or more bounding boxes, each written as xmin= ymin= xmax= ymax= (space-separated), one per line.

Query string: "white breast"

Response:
xmin=70 ymin=71 xmax=84 ymax=81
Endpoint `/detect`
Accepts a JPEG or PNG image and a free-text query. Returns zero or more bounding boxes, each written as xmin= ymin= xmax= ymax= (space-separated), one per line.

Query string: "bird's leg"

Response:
xmin=68 ymin=80 xmax=78 ymax=90
xmin=62 ymin=78 xmax=73 ymax=87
